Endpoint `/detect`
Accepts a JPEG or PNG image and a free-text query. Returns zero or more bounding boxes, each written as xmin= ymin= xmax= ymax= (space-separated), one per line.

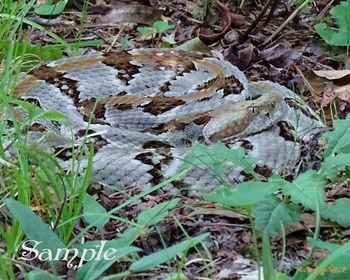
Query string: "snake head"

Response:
xmin=202 ymin=92 xmax=287 ymax=143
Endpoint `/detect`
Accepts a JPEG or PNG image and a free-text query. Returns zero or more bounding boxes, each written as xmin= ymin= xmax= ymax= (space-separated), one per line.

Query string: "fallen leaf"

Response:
xmin=320 ymin=82 xmax=335 ymax=107
xmin=199 ymin=2 xmax=232 ymax=44
xmin=224 ymin=43 xmax=254 ymax=70
xmin=306 ymin=69 xmax=350 ymax=104
xmin=260 ymin=43 xmax=301 ymax=68
xmin=336 ymin=84 xmax=350 ymax=103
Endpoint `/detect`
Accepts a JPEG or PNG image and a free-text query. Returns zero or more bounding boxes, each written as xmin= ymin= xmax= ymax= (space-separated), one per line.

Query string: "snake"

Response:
xmin=8 ymin=48 xmax=325 ymax=195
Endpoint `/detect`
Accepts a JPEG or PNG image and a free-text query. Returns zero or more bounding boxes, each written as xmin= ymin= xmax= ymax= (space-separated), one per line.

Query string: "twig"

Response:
xmin=261 ymin=0 xmax=312 ymax=47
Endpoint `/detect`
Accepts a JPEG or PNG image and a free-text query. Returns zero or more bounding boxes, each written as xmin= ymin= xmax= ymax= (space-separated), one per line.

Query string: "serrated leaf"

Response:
xmin=319 ymin=153 xmax=350 ymax=181
xmin=279 ymin=170 xmax=327 ymax=211
xmin=322 ymin=115 xmax=350 ymax=158
xmin=321 ymin=198 xmax=350 ymax=227
xmin=315 ymin=2 xmax=350 ymax=46
xmin=137 ymin=199 xmax=179 ymax=226
xmin=253 ymin=195 xmax=300 ymax=237
xmin=83 ymin=194 xmax=109 ymax=229
xmin=181 ymin=143 xmax=256 ymax=175
xmin=204 ymin=181 xmax=278 ymax=207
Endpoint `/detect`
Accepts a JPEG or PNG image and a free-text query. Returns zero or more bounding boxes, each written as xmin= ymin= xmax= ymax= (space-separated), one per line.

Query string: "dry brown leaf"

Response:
xmin=260 ymin=43 xmax=300 ymax=68
xmin=285 ymin=213 xmax=340 ymax=235
xmin=199 ymin=2 xmax=232 ymax=44
xmin=313 ymin=69 xmax=350 ymax=80
xmin=306 ymin=69 xmax=350 ymax=106
xmin=336 ymin=84 xmax=350 ymax=102
xmin=320 ymin=82 xmax=335 ymax=107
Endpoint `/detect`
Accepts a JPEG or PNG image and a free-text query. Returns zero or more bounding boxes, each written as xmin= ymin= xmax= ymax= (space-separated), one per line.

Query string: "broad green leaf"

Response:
xmin=204 ymin=181 xmax=278 ymax=207
xmin=34 ymin=0 xmax=66 ymax=15
xmin=181 ymin=143 xmax=256 ymax=175
xmin=3 ymin=199 xmax=65 ymax=264
xmin=137 ymin=27 xmax=155 ymax=35
xmin=315 ymin=2 xmax=350 ymax=46
xmin=253 ymin=195 xmax=300 ymax=237
xmin=77 ymin=246 xmax=141 ymax=280
xmin=306 ymin=239 xmax=350 ymax=280
xmin=322 ymin=115 xmax=350 ymax=158
xmin=0 ymin=40 xmax=63 ymax=66
xmin=129 ymin=233 xmax=210 ymax=272
xmin=278 ymin=170 xmax=327 ymax=211
xmin=319 ymin=153 xmax=350 ymax=181
xmin=137 ymin=199 xmax=179 ymax=226
xmin=321 ymin=198 xmax=350 ymax=227
xmin=27 ymin=271 xmax=61 ymax=280
xmin=153 ymin=21 xmax=175 ymax=34
xmin=83 ymin=194 xmax=109 ymax=229
xmin=116 ymin=227 xmax=141 ymax=244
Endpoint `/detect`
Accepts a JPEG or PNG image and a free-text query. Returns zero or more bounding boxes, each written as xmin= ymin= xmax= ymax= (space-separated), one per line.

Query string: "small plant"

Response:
xmin=186 ymin=114 xmax=350 ymax=278
xmin=315 ymin=1 xmax=350 ymax=46
xmin=137 ymin=20 xmax=175 ymax=47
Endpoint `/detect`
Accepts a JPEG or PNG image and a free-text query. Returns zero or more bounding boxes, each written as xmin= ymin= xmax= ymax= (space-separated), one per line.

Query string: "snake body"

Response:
xmin=11 ymin=49 xmax=324 ymax=194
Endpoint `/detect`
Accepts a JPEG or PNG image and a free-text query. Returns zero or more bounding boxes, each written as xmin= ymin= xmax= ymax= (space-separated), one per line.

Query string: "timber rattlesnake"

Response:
xmin=8 ymin=49 xmax=324 ymax=194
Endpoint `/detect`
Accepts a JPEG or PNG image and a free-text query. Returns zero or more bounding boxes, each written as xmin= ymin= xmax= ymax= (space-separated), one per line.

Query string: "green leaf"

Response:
xmin=262 ymin=231 xmax=276 ymax=280
xmin=116 ymin=227 xmax=140 ymax=245
xmin=137 ymin=27 xmax=155 ymax=35
xmin=204 ymin=181 xmax=278 ymax=207
xmin=319 ymin=153 xmax=350 ymax=181
xmin=278 ymin=170 xmax=327 ymax=211
xmin=34 ymin=0 xmax=66 ymax=16
xmin=3 ymin=199 xmax=65 ymax=264
xmin=0 ymin=40 xmax=63 ymax=66
xmin=129 ymin=233 xmax=209 ymax=272
xmin=83 ymin=194 xmax=109 ymax=229
xmin=10 ymin=100 xmax=68 ymax=125
xmin=77 ymin=245 xmax=141 ymax=280
xmin=306 ymin=239 xmax=350 ymax=279
xmin=137 ymin=199 xmax=179 ymax=226
xmin=322 ymin=115 xmax=350 ymax=158
xmin=321 ymin=198 xmax=350 ymax=227
xmin=181 ymin=143 xmax=256 ymax=176
xmin=153 ymin=21 xmax=175 ymax=34
xmin=27 ymin=271 xmax=61 ymax=280
xmin=315 ymin=2 xmax=350 ymax=46
xmin=253 ymin=195 xmax=300 ymax=237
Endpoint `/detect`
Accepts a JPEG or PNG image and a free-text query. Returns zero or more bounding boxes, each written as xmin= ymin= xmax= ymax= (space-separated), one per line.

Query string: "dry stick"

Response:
xmin=252 ymin=0 xmax=279 ymax=36
xmin=239 ymin=0 xmax=275 ymax=43
xmin=261 ymin=0 xmax=312 ymax=47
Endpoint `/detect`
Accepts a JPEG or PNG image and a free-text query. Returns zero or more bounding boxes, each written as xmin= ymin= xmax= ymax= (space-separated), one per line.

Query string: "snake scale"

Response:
xmin=10 ymin=48 xmax=324 ymax=194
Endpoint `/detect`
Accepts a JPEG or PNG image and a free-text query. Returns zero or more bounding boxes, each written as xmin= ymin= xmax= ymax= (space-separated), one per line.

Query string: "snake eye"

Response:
xmin=248 ymin=107 xmax=259 ymax=116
